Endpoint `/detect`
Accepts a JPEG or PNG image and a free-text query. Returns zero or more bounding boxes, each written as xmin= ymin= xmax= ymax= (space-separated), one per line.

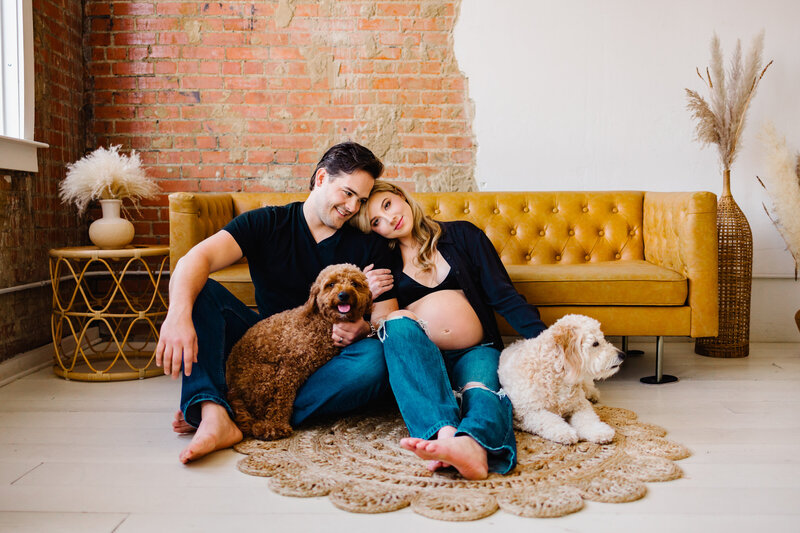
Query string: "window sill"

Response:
xmin=0 ymin=135 xmax=49 ymax=172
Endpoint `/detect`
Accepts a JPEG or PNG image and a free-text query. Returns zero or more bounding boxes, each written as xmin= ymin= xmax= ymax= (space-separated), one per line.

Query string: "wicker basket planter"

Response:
xmin=695 ymin=170 xmax=752 ymax=358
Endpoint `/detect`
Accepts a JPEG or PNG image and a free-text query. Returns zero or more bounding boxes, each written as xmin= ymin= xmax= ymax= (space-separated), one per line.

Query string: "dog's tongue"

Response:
xmin=337 ymin=304 xmax=351 ymax=313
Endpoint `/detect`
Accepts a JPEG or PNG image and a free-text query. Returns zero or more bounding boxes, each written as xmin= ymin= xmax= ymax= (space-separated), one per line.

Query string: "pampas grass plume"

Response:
xmin=686 ymin=32 xmax=771 ymax=171
xmin=59 ymin=145 xmax=159 ymax=215
xmin=758 ymin=123 xmax=800 ymax=278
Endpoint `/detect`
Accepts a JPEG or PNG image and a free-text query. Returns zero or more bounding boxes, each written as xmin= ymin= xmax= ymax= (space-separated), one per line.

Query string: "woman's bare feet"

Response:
xmin=401 ymin=432 xmax=489 ymax=480
xmin=179 ymin=402 xmax=243 ymax=464
xmin=172 ymin=411 xmax=195 ymax=434
xmin=426 ymin=426 xmax=456 ymax=471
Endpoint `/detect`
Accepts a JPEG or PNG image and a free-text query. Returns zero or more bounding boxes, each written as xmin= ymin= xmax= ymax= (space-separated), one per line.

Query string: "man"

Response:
xmin=156 ymin=142 xmax=396 ymax=463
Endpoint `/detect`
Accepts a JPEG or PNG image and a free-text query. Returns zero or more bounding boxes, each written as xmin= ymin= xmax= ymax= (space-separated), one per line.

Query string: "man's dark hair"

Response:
xmin=309 ymin=142 xmax=384 ymax=190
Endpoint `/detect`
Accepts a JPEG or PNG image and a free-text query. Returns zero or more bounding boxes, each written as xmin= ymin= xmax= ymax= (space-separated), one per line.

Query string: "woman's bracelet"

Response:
xmin=366 ymin=321 xmax=379 ymax=338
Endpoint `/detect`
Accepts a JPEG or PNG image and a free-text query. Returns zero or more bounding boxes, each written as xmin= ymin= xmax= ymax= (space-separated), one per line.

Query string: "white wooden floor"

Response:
xmin=1 ymin=340 xmax=799 ymax=533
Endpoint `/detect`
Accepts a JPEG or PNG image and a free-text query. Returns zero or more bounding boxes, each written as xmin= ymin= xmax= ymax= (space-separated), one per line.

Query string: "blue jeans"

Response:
xmin=179 ymin=279 xmax=390 ymax=428
xmin=379 ymin=317 xmax=517 ymax=474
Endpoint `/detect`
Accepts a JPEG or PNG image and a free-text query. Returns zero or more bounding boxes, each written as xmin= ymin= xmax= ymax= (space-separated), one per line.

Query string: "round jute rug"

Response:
xmin=234 ymin=405 xmax=690 ymax=521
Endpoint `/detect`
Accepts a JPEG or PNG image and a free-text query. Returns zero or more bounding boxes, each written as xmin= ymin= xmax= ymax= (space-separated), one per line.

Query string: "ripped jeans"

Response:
xmin=379 ymin=317 xmax=517 ymax=474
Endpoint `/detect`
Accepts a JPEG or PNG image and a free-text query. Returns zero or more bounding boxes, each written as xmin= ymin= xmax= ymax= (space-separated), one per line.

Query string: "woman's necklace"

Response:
xmin=401 ymin=246 xmax=448 ymax=287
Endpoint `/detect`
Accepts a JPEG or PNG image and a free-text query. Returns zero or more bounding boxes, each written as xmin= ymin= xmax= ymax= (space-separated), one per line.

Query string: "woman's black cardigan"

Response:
xmin=389 ymin=220 xmax=546 ymax=350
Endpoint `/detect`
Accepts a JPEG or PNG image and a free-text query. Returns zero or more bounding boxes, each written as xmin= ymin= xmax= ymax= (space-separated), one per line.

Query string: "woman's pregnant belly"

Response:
xmin=406 ymin=290 xmax=484 ymax=350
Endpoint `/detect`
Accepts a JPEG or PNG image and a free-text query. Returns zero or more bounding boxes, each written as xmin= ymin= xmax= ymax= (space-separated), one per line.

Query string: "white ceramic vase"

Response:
xmin=88 ymin=199 xmax=135 ymax=249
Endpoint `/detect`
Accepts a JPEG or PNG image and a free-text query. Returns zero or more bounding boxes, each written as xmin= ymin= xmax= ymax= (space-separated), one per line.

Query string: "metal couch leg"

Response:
xmin=621 ymin=336 xmax=644 ymax=356
xmin=640 ymin=336 xmax=678 ymax=384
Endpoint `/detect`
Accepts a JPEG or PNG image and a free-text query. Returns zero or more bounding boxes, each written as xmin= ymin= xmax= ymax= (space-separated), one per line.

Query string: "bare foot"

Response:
xmin=179 ymin=402 xmax=243 ymax=464
xmin=172 ymin=411 xmax=195 ymax=434
xmin=427 ymin=426 xmax=456 ymax=471
xmin=401 ymin=434 xmax=489 ymax=480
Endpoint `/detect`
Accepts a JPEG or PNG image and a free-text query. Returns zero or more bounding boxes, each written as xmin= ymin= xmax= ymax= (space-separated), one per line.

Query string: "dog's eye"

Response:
xmin=592 ymin=341 xmax=599 ymax=347
xmin=351 ymin=280 xmax=362 ymax=288
xmin=328 ymin=282 xmax=335 ymax=288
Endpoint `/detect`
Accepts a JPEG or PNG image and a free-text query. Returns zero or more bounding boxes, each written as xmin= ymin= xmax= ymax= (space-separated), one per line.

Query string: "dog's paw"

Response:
xmin=581 ymin=422 xmax=615 ymax=444
xmin=543 ymin=426 xmax=579 ymax=445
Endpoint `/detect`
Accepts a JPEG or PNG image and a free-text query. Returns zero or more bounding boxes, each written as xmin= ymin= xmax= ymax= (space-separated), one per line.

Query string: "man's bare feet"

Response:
xmin=179 ymin=402 xmax=243 ymax=464
xmin=401 ymin=433 xmax=489 ymax=480
xmin=172 ymin=411 xmax=195 ymax=434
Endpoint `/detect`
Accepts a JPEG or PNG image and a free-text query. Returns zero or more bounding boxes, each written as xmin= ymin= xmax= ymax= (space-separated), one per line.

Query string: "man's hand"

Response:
xmin=156 ymin=313 xmax=199 ymax=379
xmin=364 ymin=264 xmax=393 ymax=299
xmin=332 ymin=318 xmax=371 ymax=348
xmin=155 ymin=231 xmax=244 ymax=380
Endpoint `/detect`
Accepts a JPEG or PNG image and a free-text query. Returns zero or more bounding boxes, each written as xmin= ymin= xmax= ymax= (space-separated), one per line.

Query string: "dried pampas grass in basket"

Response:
xmin=689 ymin=32 xmax=772 ymax=358
xmin=59 ymin=145 xmax=159 ymax=215
xmin=758 ymin=123 xmax=800 ymax=279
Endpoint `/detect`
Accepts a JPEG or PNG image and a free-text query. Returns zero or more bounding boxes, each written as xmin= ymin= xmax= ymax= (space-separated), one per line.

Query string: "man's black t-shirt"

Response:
xmin=223 ymin=202 xmax=395 ymax=319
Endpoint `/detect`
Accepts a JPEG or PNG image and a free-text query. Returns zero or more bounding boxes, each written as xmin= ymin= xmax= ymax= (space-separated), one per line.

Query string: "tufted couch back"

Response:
xmin=169 ymin=191 xmax=646 ymax=268
xmin=413 ymin=192 xmax=644 ymax=265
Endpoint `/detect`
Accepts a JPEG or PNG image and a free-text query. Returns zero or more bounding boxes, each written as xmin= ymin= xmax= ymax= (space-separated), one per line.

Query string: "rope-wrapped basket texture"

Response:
xmin=695 ymin=193 xmax=753 ymax=358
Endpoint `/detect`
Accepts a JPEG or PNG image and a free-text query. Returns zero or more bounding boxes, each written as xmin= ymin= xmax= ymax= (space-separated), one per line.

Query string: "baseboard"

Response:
xmin=0 ymin=344 xmax=54 ymax=387
xmin=0 ymin=328 xmax=99 ymax=388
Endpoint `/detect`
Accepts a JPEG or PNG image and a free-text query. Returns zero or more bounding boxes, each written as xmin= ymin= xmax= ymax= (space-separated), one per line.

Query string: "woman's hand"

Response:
xmin=364 ymin=263 xmax=394 ymax=299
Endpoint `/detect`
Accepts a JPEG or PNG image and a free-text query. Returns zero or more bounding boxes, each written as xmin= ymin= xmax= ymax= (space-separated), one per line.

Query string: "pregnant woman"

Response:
xmin=353 ymin=182 xmax=546 ymax=479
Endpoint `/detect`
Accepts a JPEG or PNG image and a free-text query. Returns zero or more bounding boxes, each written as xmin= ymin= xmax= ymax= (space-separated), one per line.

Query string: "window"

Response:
xmin=0 ymin=0 xmax=47 ymax=172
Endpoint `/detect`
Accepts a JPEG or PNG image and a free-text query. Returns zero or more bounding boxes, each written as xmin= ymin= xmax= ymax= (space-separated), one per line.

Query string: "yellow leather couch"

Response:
xmin=169 ymin=190 xmax=718 ymax=382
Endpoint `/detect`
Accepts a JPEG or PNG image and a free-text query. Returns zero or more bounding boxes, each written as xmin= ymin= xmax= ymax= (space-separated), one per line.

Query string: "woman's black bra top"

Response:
xmin=396 ymin=267 xmax=461 ymax=308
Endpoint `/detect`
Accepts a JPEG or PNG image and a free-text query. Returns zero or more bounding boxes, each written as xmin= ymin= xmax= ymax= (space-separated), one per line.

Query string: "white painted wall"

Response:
xmin=454 ymin=0 xmax=800 ymax=341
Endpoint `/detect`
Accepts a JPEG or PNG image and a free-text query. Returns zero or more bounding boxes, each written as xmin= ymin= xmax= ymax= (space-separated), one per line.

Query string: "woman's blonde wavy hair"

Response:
xmin=352 ymin=181 xmax=442 ymax=272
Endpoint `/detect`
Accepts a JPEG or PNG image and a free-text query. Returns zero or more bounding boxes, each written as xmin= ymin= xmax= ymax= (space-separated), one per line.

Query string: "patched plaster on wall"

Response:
xmin=290 ymin=0 xmax=478 ymax=192
xmin=276 ymin=0 xmax=297 ymax=28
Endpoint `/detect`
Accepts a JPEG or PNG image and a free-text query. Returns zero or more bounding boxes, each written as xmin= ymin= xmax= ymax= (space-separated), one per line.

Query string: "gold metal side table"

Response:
xmin=49 ymin=245 xmax=169 ymax=381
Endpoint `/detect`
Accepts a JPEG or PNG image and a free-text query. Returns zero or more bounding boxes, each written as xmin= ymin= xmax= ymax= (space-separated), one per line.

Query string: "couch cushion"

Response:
xmin=506 ymin=260 xmax=687 ymax=306
xmin=214 ymin=259 xmax=687 ymax=309
xmin=210 ymin=264 xmax=257 ymax=307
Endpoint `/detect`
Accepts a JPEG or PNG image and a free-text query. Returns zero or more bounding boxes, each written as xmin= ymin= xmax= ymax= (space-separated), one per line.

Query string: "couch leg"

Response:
xmin=640 ymin=336 xmax=678 ymax=384
xmin=621 ymin=336 xmax=644 ymax=356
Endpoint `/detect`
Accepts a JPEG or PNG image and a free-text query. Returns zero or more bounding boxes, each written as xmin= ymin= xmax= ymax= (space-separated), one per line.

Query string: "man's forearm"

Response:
xmin=167 ymin=252 xmax=212 ymax=319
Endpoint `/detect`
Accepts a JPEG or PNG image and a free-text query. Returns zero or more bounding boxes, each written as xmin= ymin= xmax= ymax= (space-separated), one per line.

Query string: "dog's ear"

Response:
xmin=302 ymin=279 xmax=321 ymax=316
xmin=552 ymin=323 xmax=584 ymax=382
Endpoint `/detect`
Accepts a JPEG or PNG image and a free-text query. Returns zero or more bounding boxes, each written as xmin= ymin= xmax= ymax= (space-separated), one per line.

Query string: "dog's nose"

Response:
xmin=616 ymin=348 xmax=626 ymax=361
xmin=337 ymin=291 xmax=350 ymax=303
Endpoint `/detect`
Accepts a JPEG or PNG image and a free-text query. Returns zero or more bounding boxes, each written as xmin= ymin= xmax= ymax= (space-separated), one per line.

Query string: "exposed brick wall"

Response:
xmin=1 ymin=0 xmax=478 ymax=361
xmin=0 ymin=0 xmax=87 ymax=362
xmin=86 ymin=0 xmax=477 ymax=243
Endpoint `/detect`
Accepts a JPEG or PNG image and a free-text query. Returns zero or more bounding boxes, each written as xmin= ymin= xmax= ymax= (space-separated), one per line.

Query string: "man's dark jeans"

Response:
xmin=179 ymin=279 xmax=389 ymax=428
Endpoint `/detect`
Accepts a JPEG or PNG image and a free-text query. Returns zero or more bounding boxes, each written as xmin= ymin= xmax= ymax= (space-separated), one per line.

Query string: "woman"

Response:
xmin=353 ymin=182 xmax=546 ymax=479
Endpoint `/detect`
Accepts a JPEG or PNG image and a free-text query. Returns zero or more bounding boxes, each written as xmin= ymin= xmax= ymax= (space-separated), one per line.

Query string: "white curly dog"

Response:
xmin=498 ymin=314 xmax=625 ymax=445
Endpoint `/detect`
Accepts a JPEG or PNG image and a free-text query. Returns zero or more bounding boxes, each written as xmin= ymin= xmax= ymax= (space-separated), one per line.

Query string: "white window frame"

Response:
xmin=0 ymin=0 xmax=47 ymax=172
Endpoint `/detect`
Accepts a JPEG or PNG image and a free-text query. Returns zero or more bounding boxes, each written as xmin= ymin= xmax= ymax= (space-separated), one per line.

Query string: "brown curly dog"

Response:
xmin=225 ymin=263 xmax=373 ymax=440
